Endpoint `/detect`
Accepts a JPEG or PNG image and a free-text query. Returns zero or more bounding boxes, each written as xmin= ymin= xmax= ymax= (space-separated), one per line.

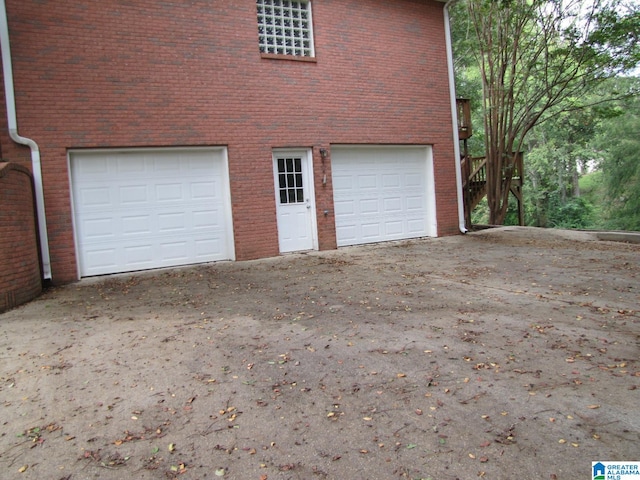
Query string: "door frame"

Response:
xmin=272 ymin=148 xmax=318 ymax=253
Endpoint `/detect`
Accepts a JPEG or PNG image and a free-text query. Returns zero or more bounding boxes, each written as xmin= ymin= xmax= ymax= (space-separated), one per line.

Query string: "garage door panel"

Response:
xmin=79 ymin=187 xmax=111 ymax=207
xmin=334 ymin=198 xmax=355 ymax=216
xmin=117 ymin=157 xmax=146 ymax=174
xmin=385 ymin=220 xmax=403 ymax=235
xmin=383 ymin=197 xmax=402 ymax=213
xmin=71 ymin=148 xmax=234 ymax=277
xmin=186 ymin=154 xmax=216 ymax=171
xmin=408 ymin=218 xmax=426 ymax=233
xmin=124 ymin=245 xmax=153 ymax=265
xmin=361 ymin=223 xmax=381 ymax=239
xmin=119 ymin=185 xmax=148 ymax=204
xmin=82 ymin=217 xmax=115 ymax=240
xmin=331 ymin=146 xmax=436 ymax=247
xmin=405 ymin=174 xmax=423 ymax=188
xmin=382 ymin=174 xmax=401 ymax=188
xmin=332 ymin=175 xmax=354 ymax=191
xmin=160 ymin=241 xmax=189 ymax=261
xmin=122 ymin=215 xmax=152 ymax=235
xmin=339 ymin=225 xmax=358 ymax=243
xmin=191 ymin=182 xmax=216 ymax=200
xmin=193 ymin=210 xmax=218 ymax=229
xmin=195 ymin=238 xmax=221 ymax=257
xmin=155 ymin=183 xmax=182 ymax=202
xmin=406 ymin=196 xmax=424 ymax=211
xmin=152 ymin=157 xmax=179 ymax=173
xmin=157 ymin=212 xmax=186 ymax=232
xmin=85 ymin=248 xmax=118 ymax=270
xmin=359 ymin=175 xmax=377 ymax=189
xmin=360 ymin=198 xmax=379 ymax=214
xmin=77 ymin=157 xmax=109 ymax=175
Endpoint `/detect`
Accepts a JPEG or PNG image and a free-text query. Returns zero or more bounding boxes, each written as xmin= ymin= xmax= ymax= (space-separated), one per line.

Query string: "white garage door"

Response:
xmin=331 ymin=145 xmax=437 ymax=247
xmin=70 ymin=148 xmax=235 ymax=277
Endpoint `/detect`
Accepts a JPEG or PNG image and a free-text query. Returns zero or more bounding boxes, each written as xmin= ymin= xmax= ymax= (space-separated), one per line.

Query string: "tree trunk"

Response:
xmin=486 ymin=151 xmax=515 ymax=225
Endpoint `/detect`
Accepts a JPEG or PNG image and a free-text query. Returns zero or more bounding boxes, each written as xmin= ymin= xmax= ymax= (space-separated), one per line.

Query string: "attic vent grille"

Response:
xmin=257 ymin=0 xmax=314 ymax=57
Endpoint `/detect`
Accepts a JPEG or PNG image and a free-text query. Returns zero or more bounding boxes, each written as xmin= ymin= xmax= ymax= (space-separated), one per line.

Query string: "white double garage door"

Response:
xmin=70 ymin=146 xmax=436 ymax=277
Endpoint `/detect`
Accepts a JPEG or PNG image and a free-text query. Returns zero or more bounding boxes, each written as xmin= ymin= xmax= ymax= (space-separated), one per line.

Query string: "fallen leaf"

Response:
xmin=406 ymin=444 xmax=417 ymax=449
xmin=587 ymin=405 xmax=600 ymax=409
xmin=397 ymin=373 xmax=406 ymax=378
xmin=18 ymin=465 xmax=28 ymax=473
xmin=168 ymin=443 xmax=176 ymax=452
xmin=479 ymin=456 xmax=489 ymax=463
xmin=215 ymin=467 xmax=225 ymax=476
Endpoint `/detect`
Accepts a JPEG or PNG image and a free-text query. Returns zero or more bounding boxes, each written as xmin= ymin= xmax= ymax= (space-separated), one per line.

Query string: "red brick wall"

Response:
xmin=4 ymin=0 xmax=459 ymax=283
xmin=0 ymin=162 xmax=42 ymax=312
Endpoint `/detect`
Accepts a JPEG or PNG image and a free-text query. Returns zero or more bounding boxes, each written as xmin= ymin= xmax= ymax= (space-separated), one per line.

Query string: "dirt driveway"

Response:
xmin=1 ymin=227 xmax=638 ymax=480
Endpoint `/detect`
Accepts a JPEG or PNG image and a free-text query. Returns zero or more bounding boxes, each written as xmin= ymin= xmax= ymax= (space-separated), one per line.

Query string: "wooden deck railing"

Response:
xmin=461 ymin=155 xmax=488 ymax=211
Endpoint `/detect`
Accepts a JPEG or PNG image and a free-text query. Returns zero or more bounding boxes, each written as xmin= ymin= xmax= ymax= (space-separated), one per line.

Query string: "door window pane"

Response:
xmin=277 ymin=157 xmax=305 ymax=204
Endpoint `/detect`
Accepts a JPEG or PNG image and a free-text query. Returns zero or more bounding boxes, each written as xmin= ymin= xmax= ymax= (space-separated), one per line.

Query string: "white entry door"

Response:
xmin=273 ymin=149 xmax=318 ymax=253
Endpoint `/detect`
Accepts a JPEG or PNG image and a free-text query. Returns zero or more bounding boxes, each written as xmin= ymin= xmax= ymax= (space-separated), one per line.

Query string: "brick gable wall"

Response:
xmin=4 ymin=0 xmax=459 ymax=283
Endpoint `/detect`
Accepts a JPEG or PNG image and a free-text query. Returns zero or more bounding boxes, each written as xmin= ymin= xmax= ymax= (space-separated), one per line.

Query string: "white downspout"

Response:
xmin=443 ymin=0 xmax=467 ymax=233
xmin=0 ymin=0 xmax=52 ymax=279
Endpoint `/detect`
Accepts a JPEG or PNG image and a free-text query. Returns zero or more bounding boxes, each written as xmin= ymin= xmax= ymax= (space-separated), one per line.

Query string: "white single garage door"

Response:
xmin=331 ymin=145 xmax=437 ymax=247
xmin=70 ymin=148 xmax=235 ymax=277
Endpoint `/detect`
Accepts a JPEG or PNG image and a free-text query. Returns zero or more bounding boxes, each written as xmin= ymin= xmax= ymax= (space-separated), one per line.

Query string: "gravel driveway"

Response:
xmin=1 ymin=226 xmax=638 ymax=480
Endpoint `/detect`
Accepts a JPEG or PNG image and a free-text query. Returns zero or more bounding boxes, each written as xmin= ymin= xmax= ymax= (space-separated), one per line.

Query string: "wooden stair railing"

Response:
xmin=461 ymin=152 xmax=524 ymax=228
xmin=462 ymin=155 xmax=487 ymax=211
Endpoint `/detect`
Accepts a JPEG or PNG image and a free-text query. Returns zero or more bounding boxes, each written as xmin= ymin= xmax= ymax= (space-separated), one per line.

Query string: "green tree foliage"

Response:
xmin=451 ymin=0 xmax=640 ymax=225
xmin=523 ymin=104 xmax=602 ymax=227
xmin=594 ymin=85 xmax=640 ymax=230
